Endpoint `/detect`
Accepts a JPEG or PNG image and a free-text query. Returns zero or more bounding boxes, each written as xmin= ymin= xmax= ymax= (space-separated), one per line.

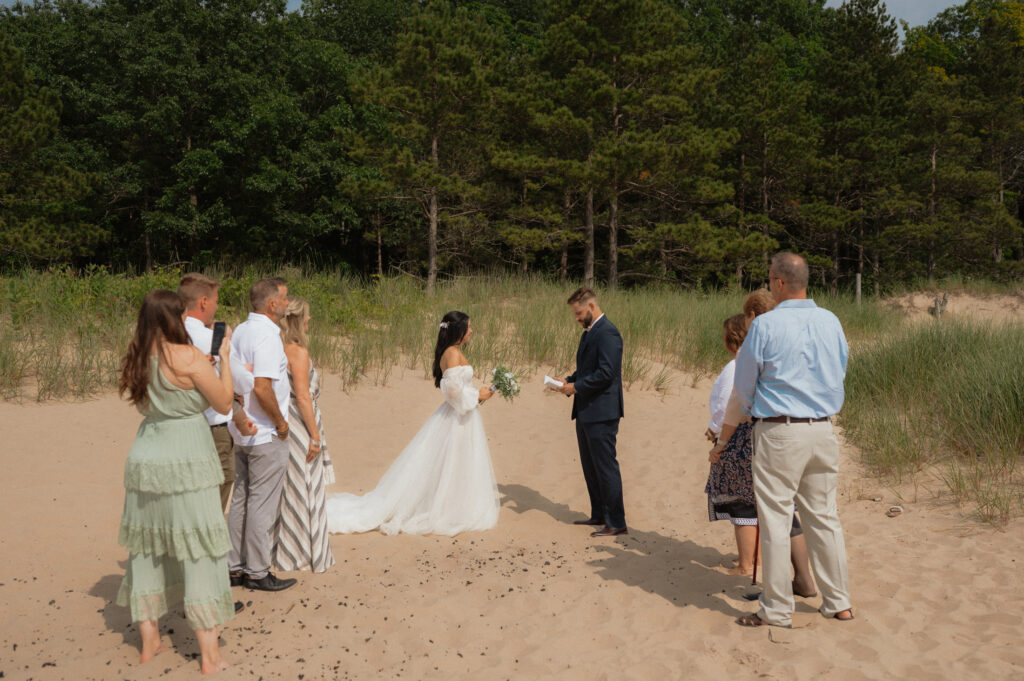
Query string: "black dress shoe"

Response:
xmin=244 ymin=572 xmax=297 ymax=592
xmin=234 ymin=601 xmax=244 ymax=613
xmin=229 ymin=572 xmax=245 ymax=587
xmin=591 ymin=526 xmax=628 ymax=537
xmin=573 ymin=518 xmax=604 ymax=526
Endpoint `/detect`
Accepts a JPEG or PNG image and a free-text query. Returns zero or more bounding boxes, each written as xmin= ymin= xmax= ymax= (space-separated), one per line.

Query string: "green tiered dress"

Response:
xmin=116 ymin=356 xmax=235 ymax=631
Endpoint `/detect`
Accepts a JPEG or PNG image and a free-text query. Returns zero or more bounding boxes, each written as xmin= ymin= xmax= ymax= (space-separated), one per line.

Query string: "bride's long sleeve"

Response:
xmin=440 ymin=375 xmax=480 ymax=416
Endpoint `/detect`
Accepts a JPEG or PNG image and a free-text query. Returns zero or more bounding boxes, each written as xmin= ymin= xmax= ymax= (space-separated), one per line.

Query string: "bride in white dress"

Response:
xmin=325 ymin=311 xmax=500 ymax=536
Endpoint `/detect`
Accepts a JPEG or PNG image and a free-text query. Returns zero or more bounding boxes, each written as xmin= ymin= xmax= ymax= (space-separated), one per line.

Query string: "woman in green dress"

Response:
xmin=116 ymin=290 xmax=237 ymax=674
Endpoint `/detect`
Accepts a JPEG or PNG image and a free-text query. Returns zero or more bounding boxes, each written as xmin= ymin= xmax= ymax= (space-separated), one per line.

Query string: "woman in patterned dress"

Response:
xmin=270 ymin=297 xmax=336 ymax=573
xmin=116 ymin=290 xmax=235 ymax=674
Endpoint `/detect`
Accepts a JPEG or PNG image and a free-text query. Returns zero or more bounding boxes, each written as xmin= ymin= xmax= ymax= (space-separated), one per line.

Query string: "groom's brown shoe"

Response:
xmin=573 ymin=518 xmax=604 ymax=526
xmin=591 ymin=526 xmax=628 ymax=537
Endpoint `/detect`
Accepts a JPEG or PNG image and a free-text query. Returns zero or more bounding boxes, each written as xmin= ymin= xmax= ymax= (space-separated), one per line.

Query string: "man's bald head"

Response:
xmin=769 ymin=252 xmax=809 ymax=300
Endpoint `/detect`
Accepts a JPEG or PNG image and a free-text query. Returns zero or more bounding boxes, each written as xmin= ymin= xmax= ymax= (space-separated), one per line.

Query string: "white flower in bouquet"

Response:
xmin=490 ymin=365 xmax=521 ymax=402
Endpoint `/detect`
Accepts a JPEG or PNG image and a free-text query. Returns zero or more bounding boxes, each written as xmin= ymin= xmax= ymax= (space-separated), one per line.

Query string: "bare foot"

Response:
xmin=727 ymin=565 xmax=754 ymax=576
xmin=833 ymin=609 xmax=855 ymax=621
xmin=201 ymin=659 xmax=231 ymax=675
xmin=140 ymin=643 xmax=169 ymax=663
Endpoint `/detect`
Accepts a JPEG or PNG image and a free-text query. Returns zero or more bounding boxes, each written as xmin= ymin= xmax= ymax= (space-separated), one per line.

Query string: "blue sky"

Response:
xmin=823 ymin=0 xmax=960 ymax=27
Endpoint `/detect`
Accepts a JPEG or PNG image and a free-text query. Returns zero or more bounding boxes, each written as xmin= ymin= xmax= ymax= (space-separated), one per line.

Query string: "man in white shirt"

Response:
xmin=226 ymin=277 xmax=297 ymax=592
xmin=178 ymin=274 xmax=236 ymax=510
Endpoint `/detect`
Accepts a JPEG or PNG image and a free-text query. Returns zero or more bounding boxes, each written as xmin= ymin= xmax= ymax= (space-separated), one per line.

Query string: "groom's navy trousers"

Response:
xmin=566 ymin=316 xmax=626 ymax=529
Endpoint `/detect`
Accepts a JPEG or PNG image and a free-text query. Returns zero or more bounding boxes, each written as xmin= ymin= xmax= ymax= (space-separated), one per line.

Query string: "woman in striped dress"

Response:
xmin=270 ymin=297 xmax=336 ymax=573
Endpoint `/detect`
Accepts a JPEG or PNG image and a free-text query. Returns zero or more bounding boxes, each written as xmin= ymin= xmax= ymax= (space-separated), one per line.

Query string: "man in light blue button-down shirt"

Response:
xmin=733 ymin=253 xmax=854 ymax=628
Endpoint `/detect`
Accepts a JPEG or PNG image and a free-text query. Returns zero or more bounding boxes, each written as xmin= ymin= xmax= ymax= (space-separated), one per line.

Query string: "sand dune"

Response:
xmin=1 ymin=367 xmax=1021 ymax=680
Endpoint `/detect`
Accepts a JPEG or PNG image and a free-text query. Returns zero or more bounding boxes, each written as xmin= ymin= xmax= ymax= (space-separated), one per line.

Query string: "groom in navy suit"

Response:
xmin=558 ymin=287 xmax=627 ymax=537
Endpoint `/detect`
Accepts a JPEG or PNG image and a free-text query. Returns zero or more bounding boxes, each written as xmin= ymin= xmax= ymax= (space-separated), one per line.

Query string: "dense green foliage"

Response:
xmin=1 ymin=0 xmax=1023 ymax=291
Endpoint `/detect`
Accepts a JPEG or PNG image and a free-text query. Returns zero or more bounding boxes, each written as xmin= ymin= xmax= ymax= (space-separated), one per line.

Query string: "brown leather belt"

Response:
xmin=754 ymin=416 xmax=830 ymax=424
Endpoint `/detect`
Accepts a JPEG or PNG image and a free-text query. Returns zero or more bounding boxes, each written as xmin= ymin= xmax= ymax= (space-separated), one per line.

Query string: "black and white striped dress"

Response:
xmin=271 ymin=361 xmax=336 ymax=573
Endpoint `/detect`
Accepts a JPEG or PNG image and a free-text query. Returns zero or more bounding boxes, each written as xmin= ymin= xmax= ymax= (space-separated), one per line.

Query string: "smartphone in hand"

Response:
xmin=210 ymin=321 xmax=226 ymax=356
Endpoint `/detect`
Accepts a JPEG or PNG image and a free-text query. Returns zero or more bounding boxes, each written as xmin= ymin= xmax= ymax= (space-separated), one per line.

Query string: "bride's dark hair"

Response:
xmin=432 ymin=310 xmax=470 ymax=387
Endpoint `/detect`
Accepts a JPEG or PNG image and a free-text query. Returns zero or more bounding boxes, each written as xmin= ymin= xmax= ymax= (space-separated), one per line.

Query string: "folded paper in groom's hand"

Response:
xmin=543 ymin=375 xmax=564 ymax=389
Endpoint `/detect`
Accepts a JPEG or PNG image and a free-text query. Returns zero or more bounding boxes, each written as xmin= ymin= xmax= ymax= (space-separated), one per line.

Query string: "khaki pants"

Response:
xmin=752 ymin=419 xmax=851 ymax=626
xmin=210 ymin=424 xmax=235 ymax=512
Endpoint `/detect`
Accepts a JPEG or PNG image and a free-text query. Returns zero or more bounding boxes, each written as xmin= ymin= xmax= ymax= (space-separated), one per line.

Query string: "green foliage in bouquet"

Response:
xmin=489 ymin=365 xmax=521 ymax=402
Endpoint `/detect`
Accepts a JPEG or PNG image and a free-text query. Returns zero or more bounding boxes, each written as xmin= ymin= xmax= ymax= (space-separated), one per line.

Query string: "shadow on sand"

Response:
xmin=90 ymin=561 xmax=209 ymax=668
xmin=500 ymin=483 xmax=759 ymax=619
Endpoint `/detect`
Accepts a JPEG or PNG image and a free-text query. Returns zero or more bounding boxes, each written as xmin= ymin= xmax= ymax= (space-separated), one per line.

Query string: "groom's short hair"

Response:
xmin=567 ymin=287 xmax=597 ymax=305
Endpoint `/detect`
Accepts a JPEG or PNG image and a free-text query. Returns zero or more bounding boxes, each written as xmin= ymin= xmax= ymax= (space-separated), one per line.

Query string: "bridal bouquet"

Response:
xmin=490 ymin=366 xmax=521 ymax=402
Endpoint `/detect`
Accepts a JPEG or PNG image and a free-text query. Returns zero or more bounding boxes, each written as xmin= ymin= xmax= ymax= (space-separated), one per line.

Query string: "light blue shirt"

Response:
xmin=733 ymin=299 xmax=849 ymax=419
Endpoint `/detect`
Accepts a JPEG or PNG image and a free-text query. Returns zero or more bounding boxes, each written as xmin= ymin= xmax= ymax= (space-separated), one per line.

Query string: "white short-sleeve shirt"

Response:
xmin=228 ymin=312 xmax=289 ymax=446
xmin=184 ymin=316 xmax=231 ymax=426
xmin=707 ymin=359 xmax=735 ymax=436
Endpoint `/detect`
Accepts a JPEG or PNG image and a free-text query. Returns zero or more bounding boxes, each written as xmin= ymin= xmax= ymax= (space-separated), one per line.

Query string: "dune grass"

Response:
xmin=0 ymin=266 xmax=1020 ymax=522
xmin=842 ymin=320 xmax=1024 ymax=524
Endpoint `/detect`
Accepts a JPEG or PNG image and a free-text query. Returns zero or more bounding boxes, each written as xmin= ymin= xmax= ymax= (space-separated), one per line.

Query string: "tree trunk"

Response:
xmin=609 ymin=173 xmax=618 ymax=289
xmin=761 ymin=130 xmax=769 ymax=215
xmin=561 ymin=187 xmax=571 ymax=282
xmin=831 ymin=233 xmax=839 ymax=296
xmin=872 ymin=251 xmax=880 ymax=297
xmin=584 ymin=186 xmax=595 ymax=287
xmin=857 ymin=223 xmax=864 ymax=306
xmin=427 ymin=135 xmax=439 ymax=295
xmin=738 ymin=151 xmax=745 ymax=213
xmin=928 ymin=145 xmax=937 ymax=282
xmin=375 ymin=212 xmax=384 ymax=277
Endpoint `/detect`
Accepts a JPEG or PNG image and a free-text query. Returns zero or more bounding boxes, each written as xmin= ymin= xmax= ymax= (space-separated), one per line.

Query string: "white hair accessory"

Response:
xmin=439 ymin=321 xmax=449 ymax=329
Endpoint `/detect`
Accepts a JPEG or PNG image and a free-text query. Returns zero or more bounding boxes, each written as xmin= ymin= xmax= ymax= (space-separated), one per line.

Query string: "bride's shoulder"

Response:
xmin=440 ymin=347 xmax=470 ymax=374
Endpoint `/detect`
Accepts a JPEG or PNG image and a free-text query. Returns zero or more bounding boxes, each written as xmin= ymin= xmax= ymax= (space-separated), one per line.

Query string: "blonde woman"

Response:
xmin=270 ymin=297 xmax=336 ymax=573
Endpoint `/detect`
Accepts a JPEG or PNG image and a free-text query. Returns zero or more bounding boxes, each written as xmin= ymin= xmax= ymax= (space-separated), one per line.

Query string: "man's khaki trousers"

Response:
xmin=752 ymin=419 xmax=851 ymax=626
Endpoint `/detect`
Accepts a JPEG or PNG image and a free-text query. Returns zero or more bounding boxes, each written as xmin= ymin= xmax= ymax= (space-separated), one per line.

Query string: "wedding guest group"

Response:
xmin=705 ymin=295 xmax=815 ymax=596
xmin=733 ymin=252 xmax=854 ymax=627
xmin=111 ymin=254 xmax=856 ymax=678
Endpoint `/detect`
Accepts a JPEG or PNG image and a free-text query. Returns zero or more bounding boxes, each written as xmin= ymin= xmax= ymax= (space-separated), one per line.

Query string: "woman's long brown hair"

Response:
xmin=119 ymin=290 xmax=191 ymax=406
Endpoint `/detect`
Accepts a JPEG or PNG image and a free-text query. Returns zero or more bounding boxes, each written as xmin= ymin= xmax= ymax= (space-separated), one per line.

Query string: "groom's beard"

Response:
xmin=582 ymin=311 xmax=594 ymax=329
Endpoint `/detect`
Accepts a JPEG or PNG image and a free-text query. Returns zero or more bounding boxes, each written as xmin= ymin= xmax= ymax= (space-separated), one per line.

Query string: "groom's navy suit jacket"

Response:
xmin=566 ymin=316 xmax=624 ymax=423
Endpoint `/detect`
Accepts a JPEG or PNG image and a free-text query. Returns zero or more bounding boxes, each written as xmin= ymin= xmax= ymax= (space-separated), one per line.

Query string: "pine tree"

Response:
xmin=0 ymin=39 xmax=99 ymax=264
xmin=349 ymin=1 xmax=506 ymax=293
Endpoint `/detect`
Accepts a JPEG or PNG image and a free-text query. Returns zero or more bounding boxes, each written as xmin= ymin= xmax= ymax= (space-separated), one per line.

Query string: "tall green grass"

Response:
xmin=843 ymin=320 xmax=1024 ymax=523
xmin=1 ymin=267 xmax=1020 ymax=522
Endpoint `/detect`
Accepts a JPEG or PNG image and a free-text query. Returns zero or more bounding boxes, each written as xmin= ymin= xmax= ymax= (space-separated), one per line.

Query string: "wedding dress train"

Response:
xmin=325 ymin=365 xmax=500 ymax=536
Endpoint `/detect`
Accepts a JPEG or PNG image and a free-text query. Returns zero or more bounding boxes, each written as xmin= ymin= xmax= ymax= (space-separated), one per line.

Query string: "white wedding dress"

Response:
xmin=325 ymin=365 xmax=500 ymax=536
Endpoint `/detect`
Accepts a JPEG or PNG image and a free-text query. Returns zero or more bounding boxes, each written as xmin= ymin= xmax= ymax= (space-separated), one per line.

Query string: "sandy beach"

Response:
xmin=2 ymin=365 xmax=1022 ymax=681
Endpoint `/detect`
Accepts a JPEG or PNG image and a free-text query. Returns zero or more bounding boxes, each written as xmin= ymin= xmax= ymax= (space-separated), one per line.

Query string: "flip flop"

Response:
xmin=735 ymin=613 xmax=766 ymax=627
